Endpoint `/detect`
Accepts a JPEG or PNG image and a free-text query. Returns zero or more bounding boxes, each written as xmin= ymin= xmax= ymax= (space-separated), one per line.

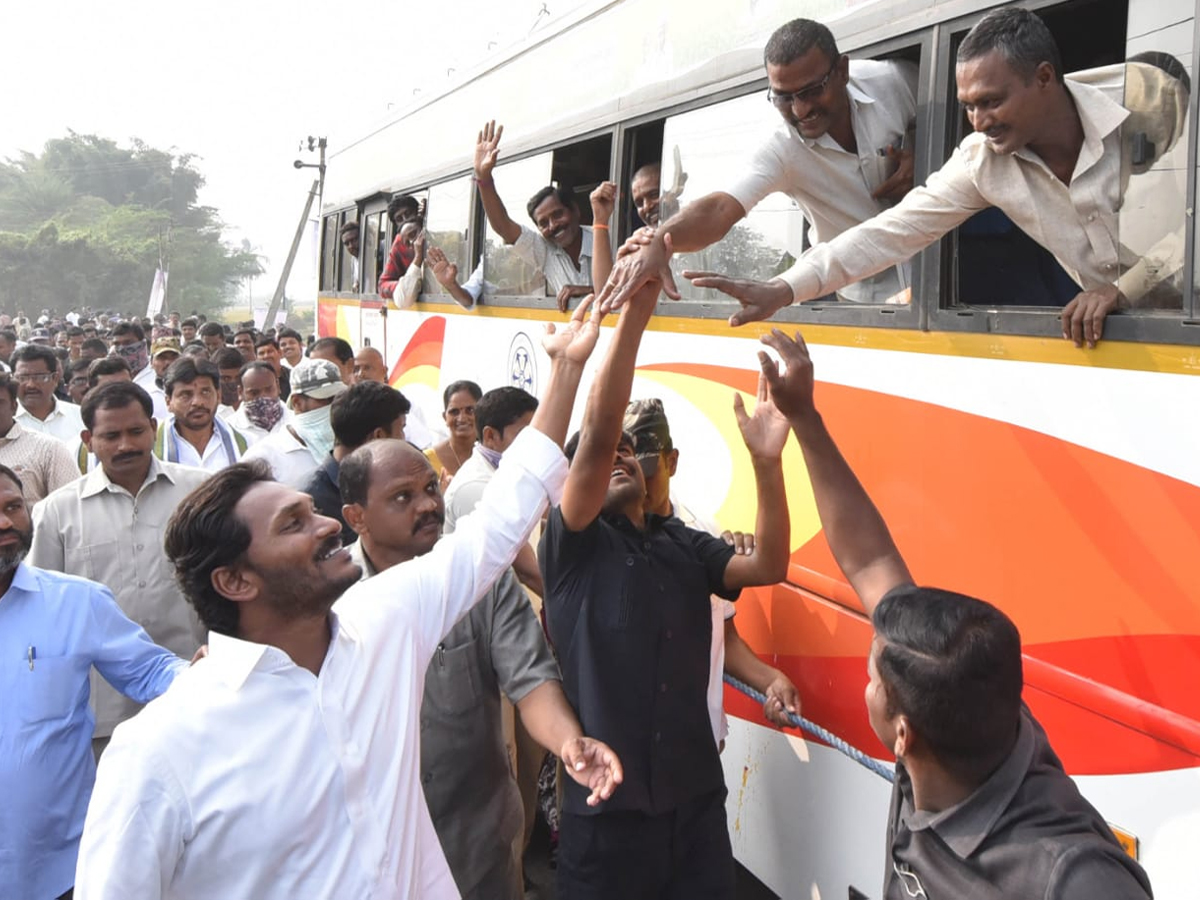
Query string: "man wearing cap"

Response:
xmin=154 ymin=357 xmax=248 ymax=472
xmin=625 ymin=398 xmax=802 ymax=744
xmin=243 ymin=358 xmax=345 ymax=488
xmin=145 ymin=338 xmax=180 ymax=421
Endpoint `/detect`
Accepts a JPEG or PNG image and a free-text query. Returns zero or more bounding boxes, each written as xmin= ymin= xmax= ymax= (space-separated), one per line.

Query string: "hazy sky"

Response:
xmin=1 ymin=0 xmax=576 ymax=307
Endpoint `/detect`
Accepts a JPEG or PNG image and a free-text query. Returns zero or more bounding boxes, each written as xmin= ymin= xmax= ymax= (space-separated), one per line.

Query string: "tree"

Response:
xmin=0 ymin=132 xmax=263 ymax=317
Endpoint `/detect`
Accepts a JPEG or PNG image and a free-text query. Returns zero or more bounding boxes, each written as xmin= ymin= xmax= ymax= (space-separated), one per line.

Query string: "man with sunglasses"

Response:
xmin=599 ymin=17 xmax=918 ymax=306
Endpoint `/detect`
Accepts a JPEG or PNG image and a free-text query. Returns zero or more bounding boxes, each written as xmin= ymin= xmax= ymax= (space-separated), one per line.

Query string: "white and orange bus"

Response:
xmin=315 ymin=0 xmax=1200 ymax=894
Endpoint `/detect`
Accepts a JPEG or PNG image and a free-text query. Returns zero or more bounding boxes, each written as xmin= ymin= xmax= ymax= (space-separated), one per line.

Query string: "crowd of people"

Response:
xmin=2 ymin=8 xmax=1166 ymax=900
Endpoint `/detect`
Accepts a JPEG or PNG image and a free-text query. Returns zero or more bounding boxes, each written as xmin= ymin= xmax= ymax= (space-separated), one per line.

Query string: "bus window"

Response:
xmin=422 ymin=176 xmax=473 ymax=299
xmin=660 ymin=54 xmax=919 ymax=309
xmin=320 ymin=214 xmax=338 ymax=291
xmin=338 ymin=209 xmax=359 ymax=292
xmin=620 ymin=119 xmax=666 ymax=234
xmin=551 ymin=133 xmax=612 ymax=225
xmin=944 ymin=0 xmax=1194 ymax=333
xmin=362 ymin=206 xmax=386 ymax=296
xmin=482 ymin=152 xmax=551 ymax=297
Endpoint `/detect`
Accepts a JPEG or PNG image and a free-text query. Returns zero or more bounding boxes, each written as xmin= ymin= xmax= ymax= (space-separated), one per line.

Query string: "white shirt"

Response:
xmin=134 ymin=366 xmax=169 ymax=421
xmin=512 ymin=225 xmax=594 ymax=293
xmin=162 ymin=418 xmax=242 ymax=472
xmin=15 ymin=397 xmax=85 ymax=445
xmin=243 ymin=426 xmax=320 ymax=488
xmin=28 ymin=457 xmax=210 ymax=736
xmin=441 ymin=445 xmax=494 ymax=533
xmin=781 ymin=65 xmax=1187 ymax=305
xmin=227 ymin=403 xmax=293 ymax=446
xmin=74 ymin=426 xmax=567 ymax=900
xmin=728 ymin=59 xmax=918 ymax=303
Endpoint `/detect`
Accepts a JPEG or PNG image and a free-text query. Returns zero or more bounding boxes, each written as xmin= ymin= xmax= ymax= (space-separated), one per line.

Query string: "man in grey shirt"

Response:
xmin=340 ymin=438 xmax=620 ymax=900
xmin=758 ymin=329 xmax=1152 ymax=899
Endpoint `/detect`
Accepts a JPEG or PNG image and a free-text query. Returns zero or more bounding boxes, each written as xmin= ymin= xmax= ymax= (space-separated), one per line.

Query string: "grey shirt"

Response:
xmin=886 ymin=708 xmax=1152 ymax=899
xmin=348 ymin=539 xmax=559 ymax=899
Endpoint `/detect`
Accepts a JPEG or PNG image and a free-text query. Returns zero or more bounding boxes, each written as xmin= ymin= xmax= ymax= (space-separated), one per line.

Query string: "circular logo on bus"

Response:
xmin=509 ymin=332 xmax=537 ymax=394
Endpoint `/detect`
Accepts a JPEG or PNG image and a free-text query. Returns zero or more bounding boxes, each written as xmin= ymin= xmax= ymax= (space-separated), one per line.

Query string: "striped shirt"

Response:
xmin=0 ymin=420 xmax=81 ymax=506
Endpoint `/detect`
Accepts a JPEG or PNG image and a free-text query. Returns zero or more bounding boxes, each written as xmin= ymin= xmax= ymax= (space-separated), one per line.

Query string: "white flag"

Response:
xmin=146 ymin=268 xmax=168 ymax=317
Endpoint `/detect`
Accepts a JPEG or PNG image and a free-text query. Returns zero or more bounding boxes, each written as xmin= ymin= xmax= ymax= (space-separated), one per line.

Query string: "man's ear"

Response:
xmin=211 ymin=564 xmax=259 ymax=605
xmin=82 ymin=430 xmax=93 ymax=454
xmin=666 ymin=448 xmax=679 ymax=477
xmin=481 ymin=425 xmax=501 ymax=450
xmin=342 ymin=502 xmax=368 ymax=536
xmin=894 ymin=714 xmax=913 ymax=759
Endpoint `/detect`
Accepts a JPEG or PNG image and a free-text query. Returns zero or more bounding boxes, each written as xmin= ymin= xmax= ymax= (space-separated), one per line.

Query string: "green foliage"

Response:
xmin=0 ymin=131 xmax=263 ymax=317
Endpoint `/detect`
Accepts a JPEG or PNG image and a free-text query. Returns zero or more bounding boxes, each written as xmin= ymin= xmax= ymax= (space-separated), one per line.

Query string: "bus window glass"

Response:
xmin=483 ymin=152 xmax=551 ymax=297
xmin=320 ymin=215 xmax=338 ymax=291
xmin=423 ymin=176 xmax=473 ymax=297
xmin=338 ymin=210 xmax=359 ymax=292
xmin=362 ymin=209 xmax=386 ymax=295
xmin=661 ymin=80 xmax=914 ymax=306
xmin=947 ymin=0 xmax=1193 ymax=324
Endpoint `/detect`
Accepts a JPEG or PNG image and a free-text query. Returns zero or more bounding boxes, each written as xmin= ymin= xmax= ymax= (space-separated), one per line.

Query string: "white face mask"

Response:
xmin=291 ymin=404 xmax=334 ymax=464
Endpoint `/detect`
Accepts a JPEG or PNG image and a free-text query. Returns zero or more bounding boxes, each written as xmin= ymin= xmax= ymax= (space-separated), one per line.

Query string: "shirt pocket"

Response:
xmin=425 ymin=638 xmax=482 ymax=715
xmin=595 ymin=554 xmax=657 ymax=632
xmin=64 ymin=540 xmax=121 ymax=585
xmin=17 ymin=653 xmax=86 ymax=725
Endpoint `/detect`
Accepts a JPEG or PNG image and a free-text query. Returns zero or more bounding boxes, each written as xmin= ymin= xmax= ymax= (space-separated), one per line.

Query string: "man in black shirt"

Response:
xmin=539 ymin=275 xmax=791 ymax=899
xmin=758 ymin=328 xmax=1152 ymax=899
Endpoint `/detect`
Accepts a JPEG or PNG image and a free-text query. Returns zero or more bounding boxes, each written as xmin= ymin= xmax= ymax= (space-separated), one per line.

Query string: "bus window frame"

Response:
xmin=928 ymin=0 xmax=1200 ymax=346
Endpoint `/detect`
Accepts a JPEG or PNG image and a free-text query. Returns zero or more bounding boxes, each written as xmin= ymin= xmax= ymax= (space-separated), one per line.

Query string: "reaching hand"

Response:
xmin=474 ymin=120 xmax=504 ymax=179
xmin=870 ymin=143 xmax=915 ymax=204
xmin=590 ymin=181 xmax=617 ymax=224
xmin=596 ymin=232 xmax=679 ymax=312
xmin=757 ymin=329 xmax=815 ymax=422
xmin=762 ymin=672 xmax=801 ymax=728
xmin=616 ymin=226 xmax=656 ymax=261
xmin=427 ymin=247 xmax=459 ymax=289
xmin=542 ymin=294 xmax=604 ymax=364
xmin=555 ymin=283 xmax=593 ymax=314
xmin=560 ymin=736 xmax=624 ymax=807
xmin=733 ymin=369 xmax=791 ymax=461
xmin=1061 ymin=285 xmax=1121 ymax=348
xmin=682 ymin=272 xmax=793 ymax=327
xmin=412 ymin=231 xmax=427 ymax=268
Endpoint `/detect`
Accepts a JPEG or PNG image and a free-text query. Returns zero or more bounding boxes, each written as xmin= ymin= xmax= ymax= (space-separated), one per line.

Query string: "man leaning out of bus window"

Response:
xmin=759 ymin=327 xmax=1152 ymax=899
xmin=473 ymin=121 xmax=594 ymax=313
xmin=672 ymin=9 xmax=1190 ymax=350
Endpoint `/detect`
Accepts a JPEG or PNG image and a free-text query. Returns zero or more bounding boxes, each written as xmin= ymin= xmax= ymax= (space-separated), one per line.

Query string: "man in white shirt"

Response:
xmin=154 ymin=357 xmax=248 ymax=470
xmin=474 ymin=121 xmax=594 ymax=312
xmin=227 ymin=361 xmax=292 ymax=445
xmin=110 ymin=322 xmax=158 ymax=399
xmin=671 ymin=10 xmax=1190 ymax=349
xmin=12 ymin=345 xmax=85 ymax=445
xmin=597 ymin=17 xmax=918 ymax=308
xmin=74 ymin=291 xmax=621 ymax=900
xmin=0 ymin=372 xmax=79 ymax=505
xmin=243 ymin=358 xmax=344 ymax=488
xmin=143 ymin=338 xmax=178 ymax=421
xmin=30 ymin=381 xmax=209 ymax=754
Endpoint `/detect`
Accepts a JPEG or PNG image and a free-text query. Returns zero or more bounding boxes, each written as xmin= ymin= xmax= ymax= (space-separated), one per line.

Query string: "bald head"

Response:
xmin=353 ymin=347 xmax=388 ymax=384
xmin=339 ymin=439 xmax=444 ymax=563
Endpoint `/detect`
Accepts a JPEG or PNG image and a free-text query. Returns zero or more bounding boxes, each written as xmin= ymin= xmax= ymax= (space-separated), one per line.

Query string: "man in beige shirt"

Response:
xmin=29 ymin=381 xmax=209 ymax=751
xmin=0 ymin=372 xmax=79 ymax=505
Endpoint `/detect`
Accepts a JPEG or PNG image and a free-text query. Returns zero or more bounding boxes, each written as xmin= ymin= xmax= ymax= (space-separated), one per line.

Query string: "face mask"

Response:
xmin=114 ymin=340 xmax=149 ymax=375
xmin=244 ymin=397 xmax=284 ymax=432
xmin=478 ymin=445 xmax=502 ymax=469
xmin=291 ymin=404 xmax=334 ymax=464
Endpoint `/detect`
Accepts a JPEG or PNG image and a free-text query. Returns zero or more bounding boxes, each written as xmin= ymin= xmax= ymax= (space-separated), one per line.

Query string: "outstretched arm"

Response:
xmin=590 ymin=181 xmax=617 ymax=293
xmin=474 ymin=120 xmax=523 ymax=245
xmin=723 ymin=617 xmax=800 ymax=728
xmin=428 ymin=247 xmax=478 ymax=309
xmin=759 ymin=329 xmax=912 ymax=615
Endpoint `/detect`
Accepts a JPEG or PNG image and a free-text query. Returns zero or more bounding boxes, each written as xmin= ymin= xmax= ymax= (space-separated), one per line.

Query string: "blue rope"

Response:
xmin=723 ymin=673 xmax=895 ymax=783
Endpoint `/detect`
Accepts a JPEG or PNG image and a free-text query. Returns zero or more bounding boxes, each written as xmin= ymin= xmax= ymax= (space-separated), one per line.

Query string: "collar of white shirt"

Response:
xmin=205 ymin=613 xmax=362 ymax=692
xmin=80 ymin=453 xmax=178 ymax=499
xmin=1014 ymin=79 xmax=1128 ymax=177
xmin=0 ymin=419 xmax=25 ymax=444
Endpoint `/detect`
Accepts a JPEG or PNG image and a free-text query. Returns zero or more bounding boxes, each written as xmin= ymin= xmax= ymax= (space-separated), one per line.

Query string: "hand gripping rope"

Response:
xmin=722 ymin=673 xmax=896 ymax=783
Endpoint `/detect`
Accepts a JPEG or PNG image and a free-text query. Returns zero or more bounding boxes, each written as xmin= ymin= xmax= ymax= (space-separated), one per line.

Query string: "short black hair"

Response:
xmin=66 ymin=326 xmax=85 ymax=338
xmin=475 ymin=386 xmax=538 ymax=441
xmin=0 ymin=372 xmax=16 ymax=405
xmin=0 ymin=330 xmax=16 ymax=346
xmin=81 ymin=338 xmax=109 ymax=357
xmin=164 ymin=460 xmax=276 ymax=636
xmin=66 ymin=357 xmax=91 ymax=378
xmin=564 ymin=428 xmax=634 ymax=464
xmin=338 ymin=443 xmax=374 ymax=507
xmin=238 ymin=360 xmax=277 ymax=385
xmin=330 ymin=382 xmax=411 ymax=451
xmin=181 ymin=317 xmax=198 ymax=329
xmin=525 ymin=185 xmax=577 ymax=222
xmin=234 ymin=328 xmax=256 ymax=342
xmin=164 ymin=357 xmax=220 ymax=398
xmin=873 ymin=585 xmax=1023 ymax=780
xmin=10 ymin=344 xmax=59 ymax=372
xmin=311 ymin=336 xmax=354 ymax=365
xmin=957 ymin=7 xmax=1064 ymax=84
xmin=198 ymin=321 xmax=226 ymax=339
xmin=277 ymin=327 xmax=302 ymax=343
xmin=82 ymin=381 xmax=154 ymax=430
xmin=387 ymin=193 xmax=420 ymax=223
xmin=764 ymin=18 xmax=839 ymax=67
xmin=111 ymin=321 xmax=146 ymax=343
xmin=214 ymin=347 xmax=246 ymax=371
xmin=339 ymin=220 xmax=359 ymax=237
xmin=0 ymin=462 xmax=24 ymax=494
xmin=442 ymin=379 xmax=482 ymax=410
xmin=86 ymin=356 xmax=131 ymax=387
xmin=254 ymin=337 xmax=280 ymax=352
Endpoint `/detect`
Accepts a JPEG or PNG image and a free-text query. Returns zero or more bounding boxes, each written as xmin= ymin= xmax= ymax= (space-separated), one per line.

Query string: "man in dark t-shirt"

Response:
xmin=539 ymin=277 xmax=792 ymax=899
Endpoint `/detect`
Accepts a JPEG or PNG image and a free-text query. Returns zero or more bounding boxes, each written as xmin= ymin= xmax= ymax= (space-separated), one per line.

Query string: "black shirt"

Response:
xmin=539 ymin=506 xmax=738 ymax=816
xmin=302 ymin=455 xmax=354 ymax=546
xmin=886 ymin=708 xmax=1153 ymax=899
